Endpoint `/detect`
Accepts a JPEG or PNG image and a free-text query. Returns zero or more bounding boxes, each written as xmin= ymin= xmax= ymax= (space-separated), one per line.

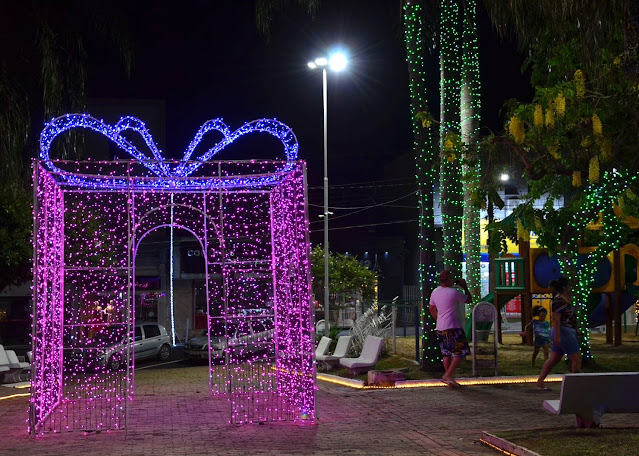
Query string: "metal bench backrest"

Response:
xmin=558 ymin=372 xmax=639 ymax=414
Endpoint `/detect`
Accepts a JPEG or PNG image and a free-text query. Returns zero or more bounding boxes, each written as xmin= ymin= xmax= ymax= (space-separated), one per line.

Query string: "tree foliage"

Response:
xmin=0 ymin=186 xmax=33 ymax=290
xmin=0 ymin=1 xmax=133 ymax=187
xmin=483 ymin=0 xmax=637 ymax=87
xmin=482 ymin=47 xmax=639 ymax=256
xmin=254 ymin=0 xmax=321 ymax=38
xmin=0 ymin=1 xmax=133 ymax=288
xmin=310 ymin=245 xmax=377 ymax=304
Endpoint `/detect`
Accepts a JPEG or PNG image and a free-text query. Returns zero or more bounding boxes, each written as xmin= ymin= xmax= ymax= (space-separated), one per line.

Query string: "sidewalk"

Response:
xmin=1 ymin=365 xmax=637 ymax=456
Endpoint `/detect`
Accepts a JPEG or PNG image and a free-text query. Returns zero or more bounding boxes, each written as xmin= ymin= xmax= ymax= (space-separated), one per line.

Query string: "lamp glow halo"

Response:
xmin=39 ymin=114 xmax=299 ymax=190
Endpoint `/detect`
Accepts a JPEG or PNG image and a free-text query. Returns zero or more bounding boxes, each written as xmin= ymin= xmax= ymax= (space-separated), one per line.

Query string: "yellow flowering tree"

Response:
xmin=479 ymin=48 xmax=639 ymax=360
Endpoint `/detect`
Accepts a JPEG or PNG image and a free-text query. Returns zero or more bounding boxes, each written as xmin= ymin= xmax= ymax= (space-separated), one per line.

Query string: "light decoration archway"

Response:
xmin=30 ymin=114 xmax=315 ymax=434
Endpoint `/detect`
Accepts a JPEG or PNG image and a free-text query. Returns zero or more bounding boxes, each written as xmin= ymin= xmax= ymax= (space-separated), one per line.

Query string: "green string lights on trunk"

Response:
xmin=461 ymin=0 xmax=482 ymax=310
xmin=403 ymin=0 xmax=440 ymax=369
xmin=440 ymin=0 xmax=464 ymax=278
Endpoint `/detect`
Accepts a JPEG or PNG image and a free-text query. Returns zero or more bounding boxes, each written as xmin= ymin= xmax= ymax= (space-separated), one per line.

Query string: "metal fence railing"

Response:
xmin=314 ymin=300 xmax=420 ymax=333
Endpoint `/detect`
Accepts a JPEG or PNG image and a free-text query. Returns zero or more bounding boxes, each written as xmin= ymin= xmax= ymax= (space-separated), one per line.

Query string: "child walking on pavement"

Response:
xmin=527 ymin=306 xmax=550 ymax=367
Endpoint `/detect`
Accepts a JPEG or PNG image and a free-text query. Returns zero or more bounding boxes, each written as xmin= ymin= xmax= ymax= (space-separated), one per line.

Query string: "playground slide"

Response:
xmin=588 ymin=283 xmax=638 ymax=328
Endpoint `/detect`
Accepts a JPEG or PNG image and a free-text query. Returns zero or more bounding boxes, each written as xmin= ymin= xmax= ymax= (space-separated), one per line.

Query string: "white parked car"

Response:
xmin=185 ymin=318 xmax=274 ymax=362
xmin=99 ymin=323 xmax=172 ymax=370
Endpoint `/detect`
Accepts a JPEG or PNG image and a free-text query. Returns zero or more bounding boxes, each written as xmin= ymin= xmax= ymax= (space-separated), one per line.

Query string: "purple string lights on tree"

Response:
xmin=30 ymin=113 xmax=314 ymax=434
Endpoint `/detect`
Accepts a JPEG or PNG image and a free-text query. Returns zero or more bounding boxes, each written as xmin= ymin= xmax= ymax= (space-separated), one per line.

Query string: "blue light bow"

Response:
xmin=39 ymin=113 xmax=299 ymax=189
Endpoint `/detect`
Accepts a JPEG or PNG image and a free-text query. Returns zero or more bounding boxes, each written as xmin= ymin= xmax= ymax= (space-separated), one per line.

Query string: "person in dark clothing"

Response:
xmin=536 ymin=277 xmax=581 ymax=390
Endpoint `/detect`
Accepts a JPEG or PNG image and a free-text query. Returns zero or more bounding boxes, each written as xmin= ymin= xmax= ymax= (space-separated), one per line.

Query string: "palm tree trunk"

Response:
xmin=461 ymin=0 xmax=482 ymax=305
xmin=439 ymin=0 xmax=463 ymax=275
xmin=403 ymin=0 xmax=440 ymax=370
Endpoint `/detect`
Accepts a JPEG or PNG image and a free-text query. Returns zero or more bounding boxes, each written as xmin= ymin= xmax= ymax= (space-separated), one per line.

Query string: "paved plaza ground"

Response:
xmin=1 ymin=364 xmax=637 ymax=456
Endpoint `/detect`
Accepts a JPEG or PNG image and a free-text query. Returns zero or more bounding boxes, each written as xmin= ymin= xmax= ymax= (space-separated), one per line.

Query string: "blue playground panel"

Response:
xmin=532 ymin=252 xmax=612 ymax=289
xmin=532 ymin=253 xmax=561 ymax=288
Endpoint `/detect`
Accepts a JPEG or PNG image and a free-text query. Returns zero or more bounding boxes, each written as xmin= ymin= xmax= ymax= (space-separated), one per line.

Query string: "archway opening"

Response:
xmin=133 ymin=225 xmax=210 ymax=347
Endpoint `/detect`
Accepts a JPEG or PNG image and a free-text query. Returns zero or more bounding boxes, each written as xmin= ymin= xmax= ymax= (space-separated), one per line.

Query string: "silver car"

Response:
xmin=100 ymin=323 xmax=172 ymax=370
xmin=185 ymin=319 xmax=274 ymax=362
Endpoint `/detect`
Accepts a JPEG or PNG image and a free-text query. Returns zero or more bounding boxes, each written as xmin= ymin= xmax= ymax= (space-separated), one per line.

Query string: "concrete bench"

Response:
xmin=339 ymin=335 xmax=383 ymax=375
xmin=543 ymin=372 xmax=639 ymax=428
xmin=6 ymin=349 xmax=30 ymax=382
xmin=0 ymin=345 xmax=24 ymax=383
xmin=316 ymin=336 xmax=352 ymax=371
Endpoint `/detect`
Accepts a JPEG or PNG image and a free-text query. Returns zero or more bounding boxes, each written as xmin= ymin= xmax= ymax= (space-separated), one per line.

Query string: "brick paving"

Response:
xmin=1 ymin=365 xmax=637 ymax=455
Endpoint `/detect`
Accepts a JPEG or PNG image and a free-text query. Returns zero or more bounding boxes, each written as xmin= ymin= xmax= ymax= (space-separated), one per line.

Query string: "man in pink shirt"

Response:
xmin=429 ymin=270 xmax=472 ymax=387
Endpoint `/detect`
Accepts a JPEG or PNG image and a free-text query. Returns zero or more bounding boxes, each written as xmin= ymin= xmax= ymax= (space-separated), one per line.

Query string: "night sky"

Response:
xmin=86 ymin=0 xmax=532 ymax=244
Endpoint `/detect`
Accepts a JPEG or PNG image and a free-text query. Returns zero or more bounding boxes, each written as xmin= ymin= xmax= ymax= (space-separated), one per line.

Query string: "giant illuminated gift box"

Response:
xmin=31 ymin=114 xmax=315 ymax=434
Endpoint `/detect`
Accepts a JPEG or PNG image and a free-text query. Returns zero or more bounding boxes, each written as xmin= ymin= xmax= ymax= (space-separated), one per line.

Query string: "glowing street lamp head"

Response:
xmin=328 ymin=52 xmax=347 ymax=72
xmin=500 ymin=172 xmax=510 ymax=182
xmin=308 ymin=51 xmax=347 ymax=72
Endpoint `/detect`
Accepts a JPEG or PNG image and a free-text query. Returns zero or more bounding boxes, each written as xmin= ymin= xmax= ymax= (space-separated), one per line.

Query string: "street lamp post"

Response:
xmin=308 ymin=52 xmax=347 ymax=336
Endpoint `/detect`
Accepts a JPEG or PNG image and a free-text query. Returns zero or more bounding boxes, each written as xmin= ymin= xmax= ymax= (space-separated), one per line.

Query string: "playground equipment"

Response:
xmin=487 ymin=240 xmax=639 ymax=346
xmin=494 ymin=252 xmax=530 ymax=344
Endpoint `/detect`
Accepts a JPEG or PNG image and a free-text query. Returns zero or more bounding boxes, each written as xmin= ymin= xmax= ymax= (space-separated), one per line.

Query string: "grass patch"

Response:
xmin=494 ymin=427 xmax=639 ymax=456
xmin=327 ymin=333 xmax=639 ymax=381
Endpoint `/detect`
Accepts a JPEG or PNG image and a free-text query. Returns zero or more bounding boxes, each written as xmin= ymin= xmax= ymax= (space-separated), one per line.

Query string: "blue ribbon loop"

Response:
xmin=39 ymin=114 xmax=299 ymax=189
